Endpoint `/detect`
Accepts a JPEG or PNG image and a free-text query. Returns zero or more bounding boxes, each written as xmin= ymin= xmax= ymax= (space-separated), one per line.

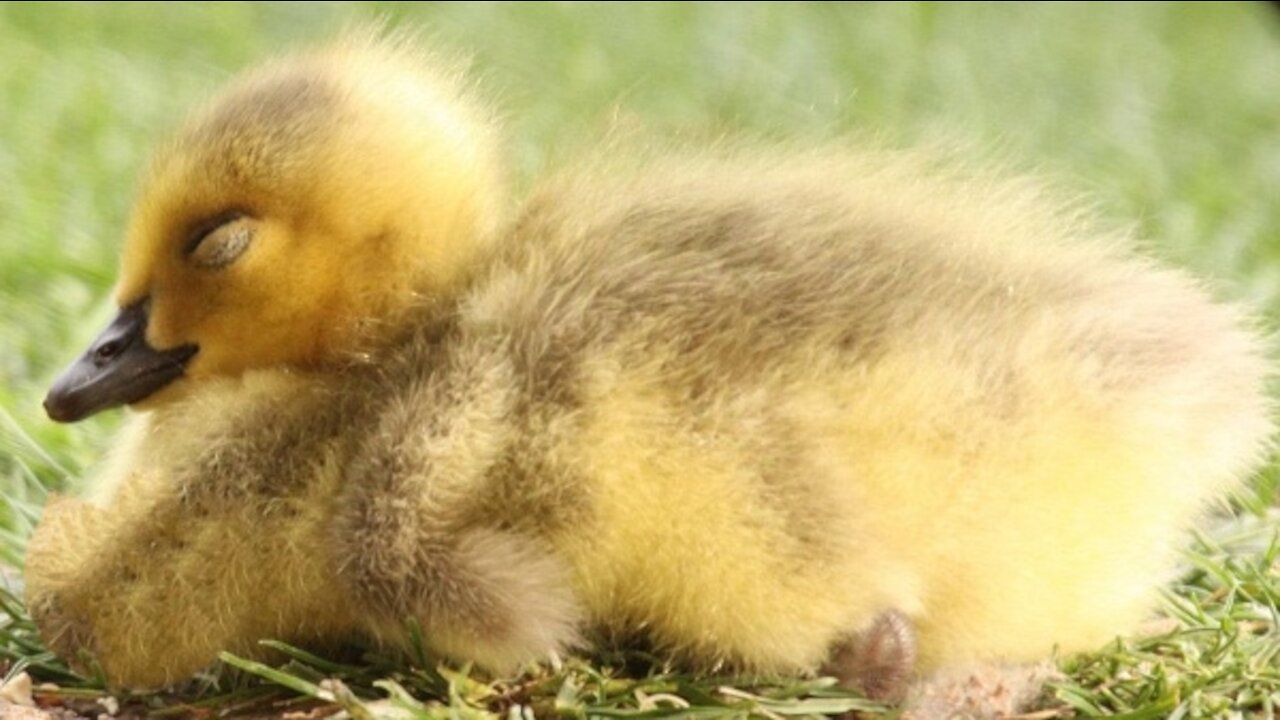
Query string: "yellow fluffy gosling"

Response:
xmin=26 ymin=35 xmax=1272 ymax=703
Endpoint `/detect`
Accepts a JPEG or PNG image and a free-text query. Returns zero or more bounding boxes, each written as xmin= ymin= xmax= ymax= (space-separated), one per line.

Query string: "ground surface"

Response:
xmin=1 ymin=3 xmax=1278 ymax=718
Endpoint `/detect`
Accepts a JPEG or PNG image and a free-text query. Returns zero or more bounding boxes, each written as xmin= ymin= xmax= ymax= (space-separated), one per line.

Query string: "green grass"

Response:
xmin=1 ymin=2 xmax=1278 ymax=718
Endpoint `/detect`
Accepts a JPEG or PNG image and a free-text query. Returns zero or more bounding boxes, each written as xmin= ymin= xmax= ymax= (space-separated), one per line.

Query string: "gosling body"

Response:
xmin=24 ymin=38 xmax=1272 ymax=690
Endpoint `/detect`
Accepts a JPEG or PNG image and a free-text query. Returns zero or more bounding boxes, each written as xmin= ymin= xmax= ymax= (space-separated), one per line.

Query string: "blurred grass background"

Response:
xmin=0 ymin=2 xmax=1278 ymax=715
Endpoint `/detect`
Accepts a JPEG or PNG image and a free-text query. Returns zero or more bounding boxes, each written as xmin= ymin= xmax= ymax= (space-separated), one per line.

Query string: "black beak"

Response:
xmin=43 ymin=302 xmax=198 ymax=423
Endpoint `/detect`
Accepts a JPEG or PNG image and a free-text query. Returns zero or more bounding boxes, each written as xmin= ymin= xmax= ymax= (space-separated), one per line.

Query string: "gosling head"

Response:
xmin=45 ymin=36 xmax=503 ymax=422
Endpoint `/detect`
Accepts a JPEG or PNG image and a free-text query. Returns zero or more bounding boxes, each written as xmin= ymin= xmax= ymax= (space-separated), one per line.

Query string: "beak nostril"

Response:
xmin=94 ymin=340 xmax=122 ymax=365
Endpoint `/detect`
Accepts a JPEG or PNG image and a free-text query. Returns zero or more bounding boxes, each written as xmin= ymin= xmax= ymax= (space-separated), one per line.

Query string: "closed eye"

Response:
xmin=185 ymin=210 xmax=255 ymax=269
xmin=184 ymin=210 xmax=248 ymax=255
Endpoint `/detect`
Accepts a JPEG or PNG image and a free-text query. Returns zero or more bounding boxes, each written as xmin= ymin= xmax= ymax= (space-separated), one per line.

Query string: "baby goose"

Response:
xmin=25 ymin=34 xmax=1272 ymax=704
